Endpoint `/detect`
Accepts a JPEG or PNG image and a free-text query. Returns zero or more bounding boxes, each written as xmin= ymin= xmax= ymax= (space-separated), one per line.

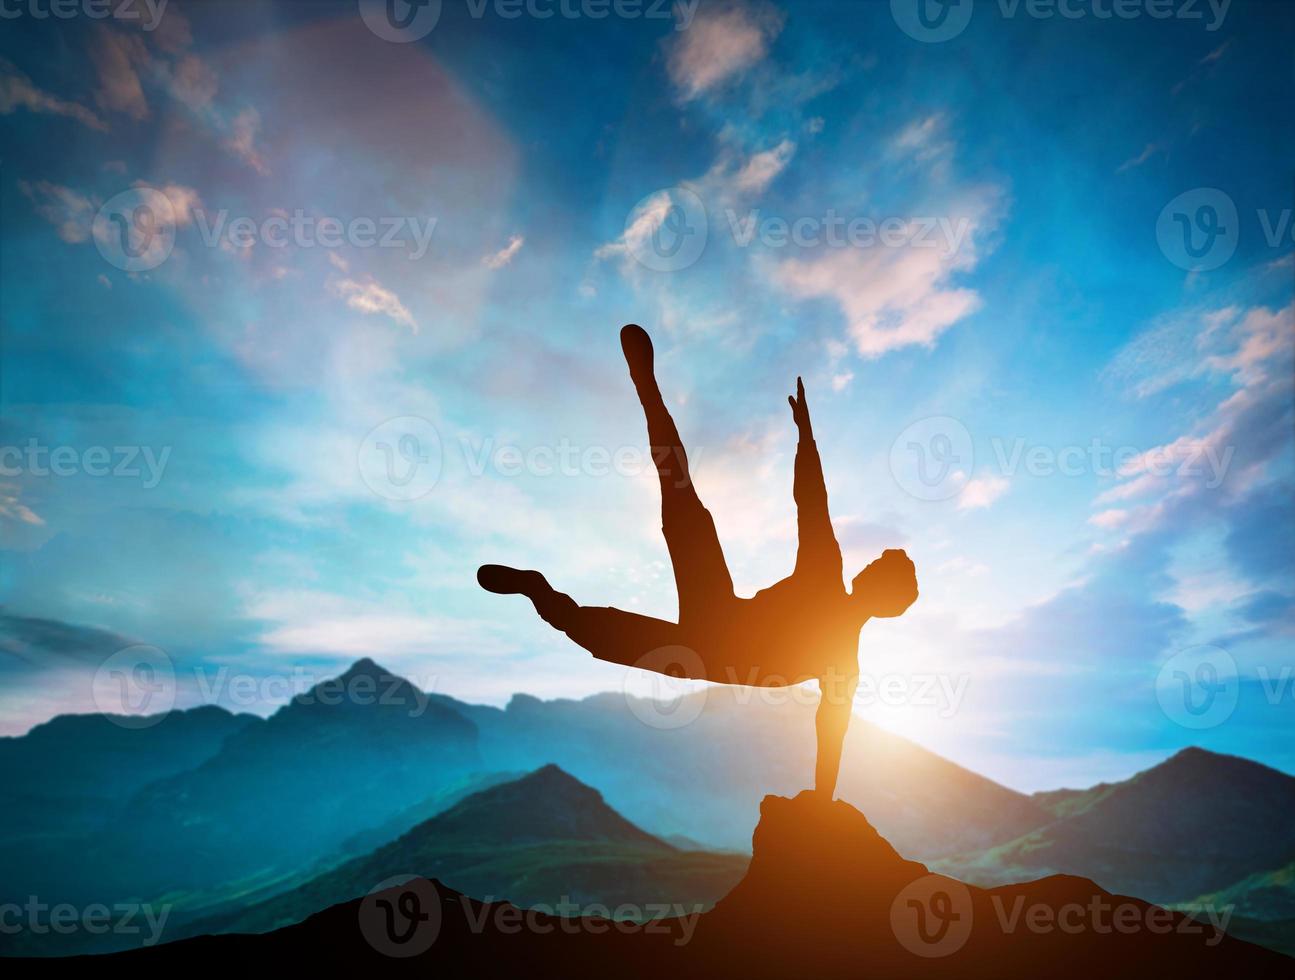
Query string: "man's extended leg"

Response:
xmin=477 ymin=564 xmax=704 ymax=676
xmin=813 ymin=666 xmax=860 ymax=798
xmin=621 ymin=324 xmax=734 ymax=624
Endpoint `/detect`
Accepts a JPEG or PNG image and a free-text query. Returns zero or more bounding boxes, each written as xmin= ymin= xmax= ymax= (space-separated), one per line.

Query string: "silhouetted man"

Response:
xmin=479 ymin=325 xmax=918 ymax=799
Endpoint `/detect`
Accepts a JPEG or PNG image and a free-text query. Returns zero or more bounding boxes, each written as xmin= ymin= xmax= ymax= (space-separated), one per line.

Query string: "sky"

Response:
xmin=0 ymin=0 xmax=1291 ymax=792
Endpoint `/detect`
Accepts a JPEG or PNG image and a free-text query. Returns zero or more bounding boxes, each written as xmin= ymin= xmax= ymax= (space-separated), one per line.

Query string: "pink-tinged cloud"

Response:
xmin=225 ymin=107 xmax=269 ymax=175
xmin=0 ymin=60 xmax=107 ymax=131
xmin=169 ymin=54 xmax=219 ymax=111
xmin=666 ymin=1 xmax=782 ymax=101
xmin=1088 ymin=508 xmax=1130 ymax=530
xmin=90 ymin=30 xmax=151 ymax=120
xmin=19 ymin=180 xmax=95 ymax=243
xmin=149 ymin=182 xmax=204 ymax=225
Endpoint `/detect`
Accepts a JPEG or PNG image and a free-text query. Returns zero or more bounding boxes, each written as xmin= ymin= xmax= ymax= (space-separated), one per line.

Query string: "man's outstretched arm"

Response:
xmin=789 ymin=377 xmax=843 ymax=578
xmin=815 ymin=667 xmax=859 ymax=798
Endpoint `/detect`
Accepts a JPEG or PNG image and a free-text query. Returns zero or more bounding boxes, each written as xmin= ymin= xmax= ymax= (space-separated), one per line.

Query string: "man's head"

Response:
xmin=851 ymin=549 xmax=918 ymax=618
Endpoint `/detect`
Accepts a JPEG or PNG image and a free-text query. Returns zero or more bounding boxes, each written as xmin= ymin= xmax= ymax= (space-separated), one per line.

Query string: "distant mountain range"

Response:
xmin=183 ymin=765 xmax=749 ymax=939
xmin=427 ymin=685 xmax=1048 ymax=858
xmin=935 ymin=747 xmax=1295 ymax=906
xmin=1 ymin=658 xmax=1292 ymax=960
xmin=0 ymin=704 xmax=261 ymax=902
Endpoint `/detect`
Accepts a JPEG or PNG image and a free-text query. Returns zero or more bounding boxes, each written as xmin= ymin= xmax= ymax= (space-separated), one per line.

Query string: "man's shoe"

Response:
xmin=477 ymin=564 xmax=550 ymax=598
xmin=620 ymin=324 xmax=655 ymax=388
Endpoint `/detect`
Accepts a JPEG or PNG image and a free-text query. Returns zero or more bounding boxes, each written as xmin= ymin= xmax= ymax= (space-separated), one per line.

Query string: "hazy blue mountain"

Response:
xmin=1181 ymin=860 xmax=1295 ymax=922
xmin=0 ymin=705 xmax=261 ymax=806
xmin=332 ymin=769 xmax=524 ymax=858
xmin=106 ymin=659 xmax=479 ymax=895
xmin=935 ymin=748 xmax=1295 ymax=906
xmin=430 ymin=686 xmax=1049 ymax=859
xmin=183 ymin=765 xmax=749 ymax=940
xmin=0 ymin=705 xmax=260 ymax=902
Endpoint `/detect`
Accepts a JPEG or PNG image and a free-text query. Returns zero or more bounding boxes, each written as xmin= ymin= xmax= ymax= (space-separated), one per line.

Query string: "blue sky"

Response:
xmin=1 ymin=0 xmax=1291 ymax=791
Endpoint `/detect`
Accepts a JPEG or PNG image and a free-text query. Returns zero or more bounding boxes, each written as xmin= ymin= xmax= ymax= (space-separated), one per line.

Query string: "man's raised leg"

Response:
xmin=621 ymin=324 xmax=734 ymax=623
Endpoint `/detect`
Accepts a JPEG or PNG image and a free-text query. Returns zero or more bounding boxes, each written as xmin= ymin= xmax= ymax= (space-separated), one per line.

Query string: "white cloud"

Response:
xmin=483 ymin=234 xmax=525 ymax=269
xmin=729 ymin=138 xmax=795 ymax=195
xmin=937 ymin=555 xmax=989 ymax=576
xmin=249 ymin=590 xmax=513 ymax=660
xmin=1093 ymin=300 xmax=1294 ymax=528
xmin=666 ymin=1 xmax=782 ymax=101
xmin=957 ymin=475 xmax=1009 ymax=511
xmin=595 ymin=189 xmax=677 ymax=267
xmin=329 ymin=276 xmax=417 ymax=332
xmin=772 ymin=188 xmax=998 ymax=358
xmin=891 ymin=113 xmax=953 ymax=164
xmin=0 ymin=484 xmax=43 ymax=527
